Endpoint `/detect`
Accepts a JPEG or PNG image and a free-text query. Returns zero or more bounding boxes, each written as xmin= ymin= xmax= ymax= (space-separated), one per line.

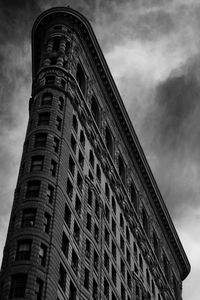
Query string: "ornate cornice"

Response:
xmin=32 ymin=7 xmax=190 ymax=280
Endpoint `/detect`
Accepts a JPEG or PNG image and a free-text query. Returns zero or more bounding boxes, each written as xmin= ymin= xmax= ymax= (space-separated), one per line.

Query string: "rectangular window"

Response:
xmin=47 ymin=184 xmax=54 ymax=204
xmin=58 ymin=264 xmax=66 ymax=292
xmin=121 ymin=259 xmax=125 ymax=278
xmin=105 ymin=227 xmax=110 ymax=247
xmin=62 ymin=232 xmax=69 ymax=258
xmin=94 ymin=224 xmax=99 ymax=243
xmin=58 ymin=97 xmax=64 ymax=111
xmin=21 ymin=208 xmax=36 ymax=227
xmin=39 ymin=243 xmax=47 ymax=267
xmin=121 ymin=283 xmax=126 ymax=300
xmin=43 ymin=212 xmax=51 ymax=233
xmin=67 ymin=178 xmax=73 ymax=199
xmin=35 ymin=278 xmax=43 ymax=300
xmin=77 ymin=172 xmax=83 ymax=193
xmin=41 ymin=93 xmax=52 ymax=106
xmin=71 ymin=134 xmax=76 ymax=153
xmin=71 ymin=250 xmax=79 ymax=275
xmin=38 ymin=112 xmax=50 ymax=126
xmin=93 ymin=250 xmax=99 ymax=271
xmin=34 ymin=133 xmax=47 ymax=148
xmin=104 ymin=278 xmax=109 ymax=299
xmin=126 ymin=226 xmax=130 ymax=243
xmin=127 ymin=248 xmax=131 ymax=266
xmin=86 ymin=213 xmax=92 ymax=231
xmin=69 ymin=281 xmax=77 ymax=300
xmin=10 ymin=274 xmax=27 ymax=298
xmin=75 ymin=195 xmax=81 ymax=216
xmin=78 ymin=150 xmax=84 ymax=169
xmin=120 ymin=235 xmax=125 ymax=253
xmin=112 ymin=241 xmax=116 ymax=260
xmin=127 ymin=271 xmax=132 ymax=290
xmin=112 ymin=218 xmax=116 ymax=236
xmin=139 ymin=254 xmax=143 ymax=272
xmin=26 ymin=180 xmax=40 ymax=198
xmin=73 ymin=222 xmax=80 ymax=245
xmin=88 ymin=188 xmax=93 ymax=207
xmin=16 ymin=240 xmax=32 ymax=260
xmin=84 ymin=268 xmax=90 ymax=290
xmin=53 ymin=137 xmax=59 ymax=153
xmin=85 ymin=239 xmax=91 ymax=259
xmin=50 ymin=159 xmax=57 ymax=177
xmin=93 ymin=279 xmax=98 ymax=300
xmin=69 ymin=156 xmax=75 ymax=176
xmin=64 ymin=204 xmax=71 ymax=228
xmin=31 ymin=156 xmax=44 ymax=171
xmin=95 ymin=198 xmax=100 ymax=219
xmin=46 ymin=75 xmax=55 ymax=85
xmin=105 ymin=204 xmax=110 ymax=222
xmin=112 ymin=265 xmax=117 ymax=286
xmin=104 ymin=251 xmax=109 ymax=272
xmin=56 ymin=116 xmax=62 ymax=131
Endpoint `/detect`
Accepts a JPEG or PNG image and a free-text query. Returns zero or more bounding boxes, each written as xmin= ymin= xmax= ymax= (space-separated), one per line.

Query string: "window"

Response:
xmin=67 ymin=178 xmax=73 ymax=199
xmin=95 ymin=198 xmax=100 ymax=218
xmin=61 ymin=79 xmax=65 ymax=89
xmin=163 ymin=253 xmax=169 ymax=281
xmin=121 ymin=259 xmax=125 ymax=278
xmin=153 ymin=231 xmax=159 ymax=258
xmin=10 ymin=274 xmax=27 ymax=298
xmin=64 ymin=204 xmax=71 ymax=228
xmin=78 ymin=150 xmax=84 ymax=169
xmin=112 ymin=265 xmax=117 ymax=286
xmin=85 ymin=239 xmax=91 ymax=259
xmin=120 ymin=213 xmax=124 ymax=231
xmin=126 ymin=226 xmax=130 ymax=243
xmin=31 ymin=156 xmax=44 ymax=171
xmin=112 ymin=292 xmax=117 ymax=300
xmin=104 ymin=251 xmax=110 ymax=272
xmin=173 ymin=275 xmax=179 ymax=299
xmin=112 ymin=241 xmax=116 ymax=260
xmin=127 ymin=248 xmax=131 ymax=266
xmin=34 ymin=133 xmax=47 ymax=147
xmin=105 ymin=227 xmax=110 ymax=247
xmin=146 ymin=269 xmax=150 ymax=285
xmin=46 ymin=75 xmax=55 ymax=85
xmin=134 ymin=242 xmax=138 ymax=261
xmin=69 ymin=156 xmax=75 ymax=176
xmin=86 ymin=213 xmax=92 ymax=231
xmin=72 ymin=115 xmax=78 ymax=133
xmin=94 ymin=224 xmax=99 ymax=243
xmin=39 ymin=243 xmax=47 ymax=267
xmin=104 ymin=278 xmax=109 ymax=299
xmin=71 ymin=134 xmax=76 ymax=153
xmin=41 ymin=92 xmax=52 ymax=106
xmin=120 ymin=235 xmax=124 ymax=253
xmin=96 ymin=164 xmax=101 ymax=182
xmin=105 ymin=183 xmax=110 ymax=201
xmin=121 ymin=283 xmax=126 ymax=300
xmin=84 ymin=268 xmax=90 ymax=290
xmin=58 ymin=264 xmax=66 ymax=292
xmin=89 ymin=150 xmax=94 ymax=168
xmin=43 ymin=212 xmax=51 ymax=233
xmin=130 ymin=183 xmax=137 ymax=210
xmin=53 ymin=137 xmax=59 ymax=153
xmin=38 ymin=112 xmax=50 ymax=126
xmin=58 ymin=96 xmax=64 ymax=111
xmin=93 ymin=250 xmax=99 ymax=271
xmin=112 ymin=197 xmax=116 ymax=214
xmin=62 ymin=232 xmax=69 ymax=258
xmin=139 ymin=254 xmax=143 ymax=272
xmin=75 ymin=195 xmax=81 ymax=216
xmin=35 ymin=278 xmax=43 ymax=300
xmin=73 ymin=222 xmax=80 ymax=245
xmin=89 ymin=169 xmax=94 ymax=181
xmin=56 ymin=116 xmax=62 ymax=131
xmin=142 ymin=208 xmax=148 ymax=235
xmin=47 ymin=184 xmax=54 ymax=204
xmin=127 ymin=271 xmax=132 ymax=290
xmin=91 ymin=96 xmax=100 ymax=127
xmin=80 ymin=130 xmax=85 ymax=148
xmin=76 ymin=64 xmax=86 ymax=95
xmin=151 ymin=280 xmax=155 ymax=296
xmin=93 ymin=279 xmax=98 ymax=300
xmin=105 ymin=204 xmax=110 ymax=222
xmin=16 ymin=240 xmax=32 ymax=260
xmin=50 ymin=159 xmax=57 ymax=177
xmin=50 ymin=56 xmax=57 ymax=65
xmin=77 ymin=172 xmax=83 ymax=192
xmin=112 ymin=218 xmax=116 ymax=236
xmin=69 ymin=281 xmax=77 ymax=300
xmin=71 ymin=250 xmax=79 ymax=275
xmin=88 ymin=188 xmax=93 ymax=206
xmin=105 ymin=126 xmax=113 ymax=157
xmin=53 ymin=37 xmax=60 ymax=52
xmin=26 ymin=180 xmax=40 ymax=197
xmin=21 ymin=208 xmax=36 ymax=227
xmin=118 ymin=154 xmax=126 ymax=184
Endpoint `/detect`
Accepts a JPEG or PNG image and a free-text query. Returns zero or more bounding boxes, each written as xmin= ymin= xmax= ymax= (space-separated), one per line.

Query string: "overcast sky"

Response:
xmin=0 ymin=0 xmax=199 ymax=298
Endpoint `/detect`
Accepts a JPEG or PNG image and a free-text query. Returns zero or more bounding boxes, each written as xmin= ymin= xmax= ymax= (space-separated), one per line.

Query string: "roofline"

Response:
xmin=32 ymin=6 xmax=191 ymax=279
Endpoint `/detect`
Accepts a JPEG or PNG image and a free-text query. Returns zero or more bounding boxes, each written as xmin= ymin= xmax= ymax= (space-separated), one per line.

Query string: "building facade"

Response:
xmin=0 ymin=7 xmax=190 ymax=300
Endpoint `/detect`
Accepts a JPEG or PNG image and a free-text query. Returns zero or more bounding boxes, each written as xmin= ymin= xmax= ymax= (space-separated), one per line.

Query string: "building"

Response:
xmin=0 ymin=6 xmax=190 ymax=300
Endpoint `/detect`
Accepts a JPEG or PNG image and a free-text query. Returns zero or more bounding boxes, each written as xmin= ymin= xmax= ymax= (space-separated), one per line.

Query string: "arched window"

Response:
xmin=142 ymin=208 xmax=148 ymax=235
xmin=72 ymin=115 xmax=78 ymax=133
xmin=76 ymin=64 xmax=86 ymax=95
xmin=105 ymin=126 xmax=113 ymax=157
xmin=91 ymin=96 xmax=100 ymax=127
xmin=130 ymin=183 xmax=137 ymax=210
xmin=89 ymin=150 xmax=94 ymax=168
xmin=153 ymin=232 xmax=159 ymax=257
xmin=118 ymin=155 xmax=125 ymax=184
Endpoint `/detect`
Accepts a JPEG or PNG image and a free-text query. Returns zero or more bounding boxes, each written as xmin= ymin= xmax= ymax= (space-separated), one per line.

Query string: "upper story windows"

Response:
xmin=52 ymin=37 xmax=60 ymax=52
xmin=41 ymin=92 xmax=52 ymax=106
xmin=130 ymin=182 xmax=137 ymax=210
xmin=105 ymin=126 xmax=114 ymax=158
xmin=76 ymin=63 xmax=86 ymax=95
xmin=141 ymin=208 xmax=148 ymax=235
xmin=31 ymin=156 xmax=44 ymax=172
xmin=89 ymin=150 xmax=94 ymax=168
xmin=72 ymin=115 xmax=78 ymax=133
xmin=118 ymin=154 xmax=126 ymax=184
xmin=91 ymin=96 xmax=100 ymax=127
xmin=153 ymin=231 xmax=159 ymax=258
xmin=38 ymin=112 xmax=50 ymax=126
xmin=10 ymin=274 xmax=27 ymax=298
xmin=80 ymin=130 xmax=85 ymax=148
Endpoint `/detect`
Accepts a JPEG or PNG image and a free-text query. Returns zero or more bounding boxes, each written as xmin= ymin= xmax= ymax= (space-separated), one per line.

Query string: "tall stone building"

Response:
xmin=0 ymin=7 xmax=190 ymax=300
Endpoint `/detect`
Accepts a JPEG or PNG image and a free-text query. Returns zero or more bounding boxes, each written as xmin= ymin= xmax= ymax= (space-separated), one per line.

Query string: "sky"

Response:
xmin=0 ymin=0 xmax=199 ymax=298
